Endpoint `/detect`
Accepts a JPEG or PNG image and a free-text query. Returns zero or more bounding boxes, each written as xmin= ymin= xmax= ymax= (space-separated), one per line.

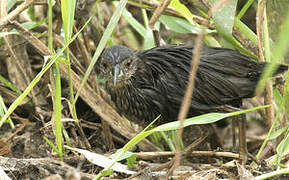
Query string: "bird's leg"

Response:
xmin=209 ymin=124 xmax=224 ymax=149
xmin=232 ymin=120 xmax=237 ymax=151
xmin=238 ymin=113 xmax=248 ymax=165
xmin=184 ymin=125 xmax=209 ymax=153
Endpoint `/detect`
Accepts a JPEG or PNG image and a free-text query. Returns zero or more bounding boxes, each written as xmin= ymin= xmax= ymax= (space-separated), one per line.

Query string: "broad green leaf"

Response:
xmin=212 ymin=0 xmax=237 ymax=37
xmin=169 ymin=0 xmax=195 ymax=25
xmin=159 ymin=15 xmax=215 ymax=34
xmin=143 ymin=29 xmax=155 ymax=49
xmin=211 ymin=0 xmax=254 ymax=56
xmin=53 ymin=61 xmax=63 ymax=160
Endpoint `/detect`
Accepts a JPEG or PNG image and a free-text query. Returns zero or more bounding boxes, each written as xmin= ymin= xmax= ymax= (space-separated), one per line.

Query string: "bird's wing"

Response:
xmin=138 ymin=45 xmax=263 ymax=111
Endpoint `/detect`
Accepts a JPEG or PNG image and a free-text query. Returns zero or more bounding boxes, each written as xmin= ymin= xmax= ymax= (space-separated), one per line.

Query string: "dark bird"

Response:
xmin=96 ymin=44 xmax=287 ymax=125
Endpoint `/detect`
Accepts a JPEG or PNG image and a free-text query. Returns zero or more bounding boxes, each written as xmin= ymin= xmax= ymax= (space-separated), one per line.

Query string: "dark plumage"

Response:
xmin=96 ymin=44 xmax=287 ymax=125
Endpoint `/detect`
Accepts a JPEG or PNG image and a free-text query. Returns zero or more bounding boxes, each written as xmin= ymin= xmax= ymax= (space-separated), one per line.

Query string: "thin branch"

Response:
xmin=168 ymin=0 xmax=233 ymax=177
xmin=148 ymin=0 xmax=171 ymax=29
xmin=0 ymin=0 xmax=36 ymax=28
xmin=168 ymin=30 xmax=205 ymax=177
xmin=135 ymin=150 xmax=240 ymax=160
xmin=256 ymin=0 xmax=274 ymax=127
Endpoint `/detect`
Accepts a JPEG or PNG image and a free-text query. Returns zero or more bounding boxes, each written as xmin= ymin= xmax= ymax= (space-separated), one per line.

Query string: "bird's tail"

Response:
xmin=259 ymin=63 xmax=288 ymax=76
xmin=274 ymin=64 xmax=288 ymax=75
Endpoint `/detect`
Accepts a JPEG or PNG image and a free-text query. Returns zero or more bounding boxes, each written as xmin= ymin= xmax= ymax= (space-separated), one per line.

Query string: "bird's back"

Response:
xmin=134 ymin=44 xmax=286 ymax=120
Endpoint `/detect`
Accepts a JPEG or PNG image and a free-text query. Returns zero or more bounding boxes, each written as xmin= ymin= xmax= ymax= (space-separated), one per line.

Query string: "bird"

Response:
xmin=95 ymin=44 xmax=287 ymax=125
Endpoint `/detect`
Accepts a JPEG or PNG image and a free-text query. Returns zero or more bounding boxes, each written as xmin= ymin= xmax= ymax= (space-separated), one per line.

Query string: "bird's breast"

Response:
xmin=105 ymin=77 xmax=166 ymax=125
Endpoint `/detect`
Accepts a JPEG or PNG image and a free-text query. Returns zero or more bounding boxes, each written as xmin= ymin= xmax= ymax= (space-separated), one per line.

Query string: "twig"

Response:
xmin=148 ymin=0 xmax=172 ymax=46
xmin=183 ymin=126 xmax=209 ymax=153
xmin=12 ymin=21 xmax=52 ymax=55
xmin=135 ymin=151 xmax=240 ymax=160
xmin=101 ymin=120 xmax=115 ymax=151
xmin=257 ymin=141 xmax=273 ymax=161
xmin=0 ymin=0 xmax=36 ymax=28
xmin=73 ymin=26 xmax=91 ymax=68
xmin=148 ymin=0 xmax=171 ymax=29
xmin=5 ymin=123 xmax=26 ymax=142
xmin=128 ymin=162 xmax=170 ymax=179
xmin=238 ymin=114 xmax=248 ymax=164
xmin=168 ymin=0 xmax=234 ymax=177
xmin=256 ymin=0 xmax=274 ymax=127
xmin=168 ymin=30 xmax=205 ymax=177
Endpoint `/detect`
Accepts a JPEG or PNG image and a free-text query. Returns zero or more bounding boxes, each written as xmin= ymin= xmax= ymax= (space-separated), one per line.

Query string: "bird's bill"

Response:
xmin=113 ymin=65 xmax=120 ymax=85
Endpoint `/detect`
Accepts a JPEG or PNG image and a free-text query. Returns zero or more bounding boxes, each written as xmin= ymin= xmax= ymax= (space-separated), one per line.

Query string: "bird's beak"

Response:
xmin=113 ymin=64 xmax=120 ymax=85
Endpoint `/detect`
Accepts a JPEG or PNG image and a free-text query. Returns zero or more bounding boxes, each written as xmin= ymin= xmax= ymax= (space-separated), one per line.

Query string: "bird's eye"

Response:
xmin=125 ymin=59 xmax=132 ymax=69
xmin=102 ymin=62 xmax=109 ymax=69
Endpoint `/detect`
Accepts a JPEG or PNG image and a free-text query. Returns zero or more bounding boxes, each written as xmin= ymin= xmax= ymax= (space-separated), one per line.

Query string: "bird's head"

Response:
xmin=96 ymin=45 xmax=139 ymax=86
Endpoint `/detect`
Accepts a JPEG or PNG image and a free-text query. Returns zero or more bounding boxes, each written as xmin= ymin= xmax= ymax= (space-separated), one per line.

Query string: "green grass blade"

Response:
xmin=61 ymin=0 xmax=77 ymax=120
xmin=61 ymin=0 xmax=76 ymax=42
xmin=113 ymin=1 xmax=146 ymax=37
xmin=43 ymin=137 xmax=59 ymax=154
xmin=0 ymin=75 xmax=22 ymax=95
xmin=255 ymin=168 xmax=289 ymax=180
xmin=284 ymin=73 xmax=289 ymax=115
xmin=234 ymin=18 xmax=258 ymax=45
xmin=141 ymin=9 xmax=155 ymax=49
xmin=152 ymin=105 xmax=269 ymax=132
xmin=0 ymin=95 xmax=14 ymax=128
xmin=53 ymin=62 xmax=63 ymax=160
xmin=236 ymin=0 xmax=254 ymax=19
